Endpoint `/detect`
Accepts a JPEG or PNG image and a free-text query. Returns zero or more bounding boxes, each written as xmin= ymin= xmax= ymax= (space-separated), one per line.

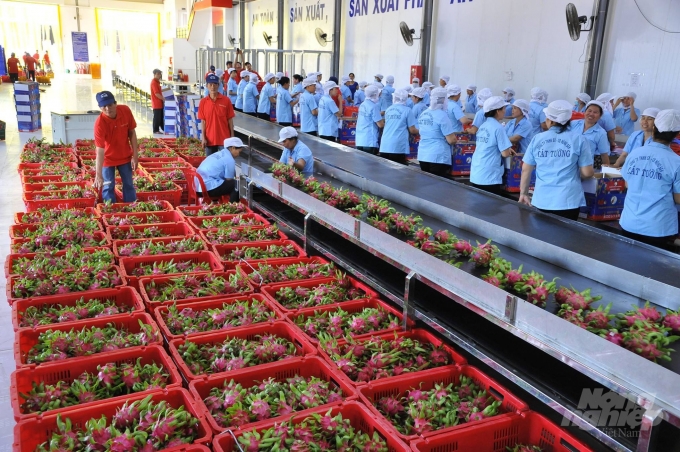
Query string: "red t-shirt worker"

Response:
xmin=198 ymin=73 xmax=236 ymax=156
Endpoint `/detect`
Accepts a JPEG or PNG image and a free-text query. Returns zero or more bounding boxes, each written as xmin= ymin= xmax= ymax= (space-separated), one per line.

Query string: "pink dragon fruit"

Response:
xmin=618 ymin=302 xmax=663 ymax=328
xmin=584 ymin=303 xmax=614 ymax=333
xmin=453 ymin=240 xmax=473 ymax=256
xmin=622 ymin=320 xmax=679 ymax=362
xmin=602 ymin=330 xmax=624 ymax=346
xmin=663 ymin=309 xmax=680 ymax=333
xmin=558 ymin=305 xmax=587 ymax=329
xmin=505 ymin=265 xmax=524 ymax=286
xmin=470 ymin=240 xmax=499 ymax=267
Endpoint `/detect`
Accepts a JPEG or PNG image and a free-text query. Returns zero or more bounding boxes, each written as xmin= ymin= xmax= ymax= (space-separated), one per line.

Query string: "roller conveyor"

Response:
xmin=231 ymin=113 xmax=680 ymax=451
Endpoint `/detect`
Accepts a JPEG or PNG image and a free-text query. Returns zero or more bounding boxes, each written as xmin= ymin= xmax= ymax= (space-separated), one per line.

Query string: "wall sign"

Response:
xmin=348 ymin=0 xmax=472 ymax=18
xmin=72 ymin=32 xmax=89 ymax=62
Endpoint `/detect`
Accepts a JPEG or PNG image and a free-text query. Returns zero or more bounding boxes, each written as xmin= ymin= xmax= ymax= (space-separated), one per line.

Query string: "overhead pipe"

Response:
xmin=332 ymin=0 xmax=342 ymax=77
xmin=583 ymin=0 xmax=610 ymax=97
xmin=420 ymin=0 xmax=433 ymax=82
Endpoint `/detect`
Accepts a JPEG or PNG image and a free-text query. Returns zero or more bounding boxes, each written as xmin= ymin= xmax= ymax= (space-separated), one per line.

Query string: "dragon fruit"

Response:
xmin=562 ymin=288 xmax=601 ymax=311
xmin=663 ymin=309 xmax=680 ymax=333
xmin=555 ymin=286 xmax=572 ymax=304
xmin=522 ymin=279 xmax=557 ymax=308
xmin=454 ymin=239 xmax=474 ymax=256
xmin=618 ymin=302 xmax=664 ymax=328
xmin=470 ymin=240 xmax=500 ymax=267
xmin=507 ymin=445 xmax=544 ymax=452
xmin=602 ymin=330 xmax=624 ymax=346
xmin=622 ymin=320 xmax=679 ymax=362
xmin=558 ymin=305 xmax=587 ymax=329
xmin=584 ymin=303 xmax=614 ymax=333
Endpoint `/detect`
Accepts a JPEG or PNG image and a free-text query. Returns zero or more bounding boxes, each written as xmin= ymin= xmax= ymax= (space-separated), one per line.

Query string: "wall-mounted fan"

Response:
xmin=228 ymin=34 xmax=238 ymax=46
xmin=566 ymin=3 xmax=593 ymax=41
xmin=399 ymin=21 xmax=421 ymax=46
xmin=263 ymin=32 xmax=277 ymax=47
xmin=315 ymin=28 xmax=333 ymax=47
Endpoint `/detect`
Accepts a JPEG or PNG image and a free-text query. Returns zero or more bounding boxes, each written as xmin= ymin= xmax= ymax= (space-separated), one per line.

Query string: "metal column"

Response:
xmin=239 ymin=0 xmax=246 ymax=52
xmin=583 ymin=0 xmax=610 ymax=97
xmin=277 ymin=0 xmax=284 ymax=69
xmin=419 ymin=0 xmax=434 ymax=82
xmin=332 ymin=0 xmax=342 ymax=77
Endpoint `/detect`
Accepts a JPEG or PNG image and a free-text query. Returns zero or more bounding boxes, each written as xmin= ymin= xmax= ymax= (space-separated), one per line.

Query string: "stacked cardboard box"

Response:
xmin=581 ymin=168 xmax=627 ymax=221
xmin=186 ymin=96 xmax=202 ymax=140
xmin=14 ymin=82 xmax=41 ymax=132
xmin=161 ymin=88 xmax=176 ymax=135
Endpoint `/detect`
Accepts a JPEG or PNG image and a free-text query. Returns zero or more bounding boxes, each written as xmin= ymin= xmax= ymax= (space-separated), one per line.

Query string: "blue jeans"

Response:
xmin=102 ymin=162 xmax=136 ymax=203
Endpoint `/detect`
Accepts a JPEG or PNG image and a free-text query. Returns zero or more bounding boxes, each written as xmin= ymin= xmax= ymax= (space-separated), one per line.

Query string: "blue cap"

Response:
xmin=210 ymin=65 xmax=216 ymax=71
xmin=96 ymin=91 xmax=115 ymax=107
xmin=206 ymin=74 xmax=220 ymax=84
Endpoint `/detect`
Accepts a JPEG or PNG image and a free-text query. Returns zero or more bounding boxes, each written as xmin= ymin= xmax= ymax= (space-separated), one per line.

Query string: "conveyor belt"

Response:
xmin=234 ymin=113 xmax=680 ymax=290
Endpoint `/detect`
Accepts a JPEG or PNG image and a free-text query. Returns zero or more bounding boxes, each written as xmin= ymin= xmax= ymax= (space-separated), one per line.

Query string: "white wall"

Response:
xmin=598 ymin=0 xmax=680 ymax=110
xmin=283 ymin=0 xmax=333 ymax=76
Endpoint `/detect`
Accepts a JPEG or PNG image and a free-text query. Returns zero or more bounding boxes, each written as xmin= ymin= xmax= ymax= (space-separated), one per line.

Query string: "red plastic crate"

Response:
xmin=9 ymin=231 xmax=110 ymax=255
xmin=13 ymin=388 xmax=212 ymax=452
xmin=10 ymin=345 xmax=182 ymax=422
xmin=186 ymin=213 xmax=271 ymax=231
xmin=119 ymin=251 xmax=224 ymax=289
xmin=22 ymin=192 xmax=97 ymax=212
xmin=138 ymin=155 xmax=184 ymax=163
xmin=212 ymin=401 xmax=410 ymax=452
xmin=190 ymin=356 xmax=358 ymax=434
xmin=106 ymin=222 xmax=195 ymax=241
xmin=168 ymin=321 xmax=317 ymax=381
xmin=317 ymin=329 xmax=468 ymax=386
xmin=199 ymin=226 xmax=288 ymax=246
xmin=101 ymin=210 xmax=185 ymax=227
xmin=154 ymin=293 xmax=281 ymax=341
xmin=138 ymin=270 xmax=255 ymax=308
xmin=177 ymin=203 xmax=253 ymax=217
xmin=22 ymin=181 xmax=91 ymax=192
xmin=20 ymin=174 xmax=76 ymax=184
xmin=5 ymin=246 xmax=112 ymax=278
xmin=410 ymin=411 xmax=593 ymax=452
xmin=14 ymin=312 xmax=161 ymax=369
xmin=117 ymin=183 xmax=184 ymax=207
xmin=140 ymin=160 xmax=193 ymax=170
xmin=212 ymin=239 xmax=307 ymax=269
xmin=112 ymin=235 xmax=209 ymax=258
xmin=235 ymin=256 xmax=332 ymax=287
xmin=12 ymin=286 xmax=144 ymax=331
xmin=17 ymin=162 xmax=78 ymax=173
xmin=9 ymin=220 xmax=103 ymax=240
xmin=95 ymin=199 xmax=174 ymax=215
xmin=358 ymin=365 xmax=528 ymax=442
xmin=288 ymin=298 xmax=413 ymax=344
xmin=178 ymin=151 xmax=206 ymax=167
xmin=14 ymin=207 xmax=99 ymax=224
xmin=260 ymin=276 xmax=380 ymax=314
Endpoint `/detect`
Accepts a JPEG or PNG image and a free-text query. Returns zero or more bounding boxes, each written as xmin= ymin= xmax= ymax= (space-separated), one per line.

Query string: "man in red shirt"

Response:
xmin=33 ymin=50 xmax=41 ymax=70
xmin=7 ymin=53 xmax=20 ymax=83
xmin=93 ymin=91 xmax=139 ymax=203
xmin=150 ymin=69 xmax=165 ymax=134
xmin=23 ymin=52 xmax=37 ymax=81
xmin=43 ymin=51 xmax=51 ymax=72
xmin=198 ymin=73 xmax=235 ymax=156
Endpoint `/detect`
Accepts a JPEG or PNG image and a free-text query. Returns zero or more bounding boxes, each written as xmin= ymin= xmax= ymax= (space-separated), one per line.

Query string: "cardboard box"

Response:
xmin=451 ymin=143 xmax=476 ymax=176
xmin=503 ymin=154 xmax=535 ymax=193
xmin=409 ymin=135 xmax=420 ymax=159
xmin=454 ymin=132 xmax=476 ymax=143
xmin=581 ymin=169 xmax=627 ymax=221
xmin=161 ymin=88 xmax=175 ymax=100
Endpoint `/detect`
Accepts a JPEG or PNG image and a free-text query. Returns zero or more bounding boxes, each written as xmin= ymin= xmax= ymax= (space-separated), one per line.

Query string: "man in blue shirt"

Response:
xmin=340 ymin=76 xmax=353 ymax=106
xmin=465 ymin=84 xmax=477 ymax=113
xmin=299 ymin=76 xmax=319 ymax=136
xmin=257 ymin=73 xmax=277 ymax=121
xmin=613 ymin=92 xmax=640 ymax=136
xmin=355 ymin=85 xmax=384 ymax=155
xmin=504 ymin=99 xmax=535 ymax=154
xmin=318 ymin=81 xmax=342 ymax=142
xmin=620 ymin=109 xmax=680 ymax=249
xmin=235 ymin=71 xmax=250 ymax=112
xmin=226 ymin=69 xmax=238 ymax=105
xmin=276 ymin=77 xmax=298 ymax=127
xmin=354 ymin=81 xmax=367 ymax=106
xmin=194 ymin=137 xmax=245 ymax=202
xmin=278 ymin=127 xmax=314 ymax=175
xmin=446 ymin=85 xmax=471 ymax=133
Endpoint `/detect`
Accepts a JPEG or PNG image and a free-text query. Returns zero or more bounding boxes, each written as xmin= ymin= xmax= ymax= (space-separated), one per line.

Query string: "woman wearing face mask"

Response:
xmin=465 ymin=84 xmax=477 ymax=113
xmin=411 ymin=77 xmax=420 ymax=89
xmin=520 ymin=100 xmax=594 ymax=221
xmin=470 ymin=96 xmax=516 ymax=194
xmin=467 ymin=88 xmax=493 ymax=134
xmin=379 ymin=90 xmax=418 ymax=164
xmin=612 ymin=108 xmax=660 ymax=169
xmin=417 ymin=87 xmax=458 ymax=177
xmin=571 ymin=100 xmax=611 ymax=168
xmin=573 ymin=93 xmax=591 ymax=113
xmin=504 ymin=99 xmax=534 ymax=154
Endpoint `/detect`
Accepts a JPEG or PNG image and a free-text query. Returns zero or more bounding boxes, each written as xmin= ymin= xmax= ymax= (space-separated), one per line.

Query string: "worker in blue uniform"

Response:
xmin=299 ymin=76 xmax=319 ymax=136
xmin=354 ymin=81 xmax=367 ymax=106
xmin=620 ymin=109 xmax=680 ymax=249
xmin=276 ymin=76 xmax=298 ymax=127
xmin=257 ymin=73 xmax=277 ymax=121
xmin=318 ymin=81 xmax=342 ymax=142
xmin=520 ymin=100 xmax=594 ymax=221
xmin=355 ymin=84 xmax=384 ymax=155
xmin=595 ymin=92 xmax=617 ymax=150
xmin=292 ymin=74 xmax=304 ymax=95
xmin=571 ymin=101 xmax=611 ymax=167
xmin=403 ymin=86 xmax=414 ymax=108
xmin=465 ymin=84 xmax=478 ymax=113
xmin=380 ymin=75 xmax=396 ymax=115
xmin=234 ymin=71 xmax=250 ymax=112
xmin=340 ymin=76 xmax=353 ymax=105
xmin=613 ymin=92 xmax=640 ymax=136
xmin=470 ymin=96 xmax=516 ymax=195
xmin=379 ymin=89 xmax=418 ymax=165
xmin=417 ymin=87 xmax=457 ymax=177
xmin=468 ymin=88 xmax=493 ymax=134
xmin=411 ymin=88 xmax=428 ymax=120
xmin=445 ymin=85 xmax=471 ymax=132
xmin=278 ymin=126 xmax=314 ymax=176
xmin=242 ymin=75 xmax=259 ymax=116
xmin=573 ymin=93 xmax=590 ymax=113
xmin=529 ymin=87 xmax=548 ymax=135
xmin=227 ymin=68 xmax=238 ymax=105
xmin=502 ymin=87 xmax=515 ymax=117
xmin=613 ymin=107 xmax=659 ymax=169
xmin=504 ymin=99 xmax=535 ymax=154
xmin=421 ymin=81 xmax=434 ymax=106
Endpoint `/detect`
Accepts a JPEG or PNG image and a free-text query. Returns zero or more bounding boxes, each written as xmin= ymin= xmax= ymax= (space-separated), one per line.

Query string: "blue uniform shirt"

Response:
xmin=280 ymin=140 xmax=314 ymax=175
xmin=299 ymin=91 xmax=319 ymax=133
xmin=292 ymin=83 xmax=304 ymax=95
xmin=417 ymin=109 xmax=455 ymax=164
xmin=379 ymin=104 xmax=416 ymax=155
xmin=529 ymin=101 xmax=547 ymax=135
xmin=598 ymin=111 xmax=616 ymax=132
xmin=614 ymin=107 xmax=641 ymax=136
xmin=504 ymin=99 xmax=515 ymax=118
xmin=276 ymin=87 xmax=294 ymax=124
xmin=243 ymin=82 xmax=259 ymax=113
xmin=523 ymin=127 xmax=593 ymax=210
xmin=620 ymin=142 xmax=680 ymax=237
xmin=380 ymin=86 xmax=395 ymax=114
xmin=406 ymin=98 xmax=414 ymax=108
xmin=573 ymin=103 xmax=587 ymax=113
xmin=318 ymin=95 xmax=340 ymax=137
xmin=465 ymin=95 xmax=478 ymax=113
xmin=471 ymin=117 xmax=513 ymax=185
xmin=195 ymin=149 xmax=235 ymax=192
xmin=355 ymin=99 xmax=382 ymax=147
xmin=227 ymin=78 xmax=238 ymax=104
xmin=354 ymin=90 xmax=365 ymax=106
xmin=257 ymin=83 xmax=275 ymax=114
xmin=571 ymin=120 xmax=610 ymax=156
xmin=340 ymin=85 xmax=352 ymax=104
xmin=472 ymin=109 xmax=486 ymax=129
xmin=412 ymin=102 xmax=428 ymax=120
xmin=447 ymin=101 xmax=466 ymax=133
xmin=235 ymin=80 xmax=247 ymax=109
xmin=504 ymin=117 xmax=534 ymax=154
xmin=423 ymin=91 xmax=430 ymax=107
xmin=623 ymin=131 xmax=653 ymax=154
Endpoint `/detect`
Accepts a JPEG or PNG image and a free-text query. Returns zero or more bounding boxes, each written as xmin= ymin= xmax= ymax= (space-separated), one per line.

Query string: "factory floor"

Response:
xmin=0 ymin=74 xmax=155 ymax=449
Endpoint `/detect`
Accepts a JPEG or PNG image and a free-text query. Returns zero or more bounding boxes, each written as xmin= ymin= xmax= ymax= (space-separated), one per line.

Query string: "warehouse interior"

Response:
xmin=1 ymin=0 xmax=680 ymax=451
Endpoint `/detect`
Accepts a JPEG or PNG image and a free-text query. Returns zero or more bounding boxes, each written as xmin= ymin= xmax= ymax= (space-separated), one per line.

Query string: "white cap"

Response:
xmin=302 ymin=76 xmax=317 ymax=88
xmin=323 ymin=81 xmax=338 ymax=92
xmin=227 ymin=68 xmax=236 ymax=74
xmin=422 ymin=81 xmax=434 ymax=89
xmin=341 ymin=76 xmax=350 ymax=83
xmin=642 ymin=107 xmax=660 ymax=118
xmin=440 ymin=75 xmax=450 ymax=84
xmin=393 ymin=89 xmax=408 ymax=104
xmin=240 ymin=70 xmax=250 ymax=78
xmin=402 ymin=85 xmax=413 ymax=93
xmin=374 ymin=73 xmax=384 ymax=80
xmin=412 ymin=77 xmax=420 ymax=83
xmin=365 ymin=85 xmax=380 ymax=101
xmin=503 ymin=87 xmax=515 ymax=96
xmin=623 ymin=92 xmax=637 ymax=100
xmin=264 ymin=73 xmax=275 ymax=82
xmin=359 ymin=81 xmax=368 ymax=88
xmin=215 ymin=69 xmax=225 ymax=77
xmin=531 ymin=87 xmax=542 ymax=100
xmin=371 ymin=82 xmax=383 ymax=91
xmin=278 ymin=126 xmax=299 ymax=142
xmin=411 ymin=88 xmax=425 ymax=99
xmin=430 ymin=87 xmax=448 ymax=101
xmin=446 ymin=84 xmax=462 ymax=97
xmin=596 ymin=92 xmax=615 ymax=103
xmin=467 ymin=84 xmax=477 ymax=91
xmin=483 ymin=96 xmax=509 ymax=113
xmin=275 ymin=72 xmax=283 ymax=80
xmin=543 ymin=100 xmax=574 ymax=125
xmin=386 ymin=75 xmax=394 ymax=84
xmin=513 ymin=99 xmax=530 ymax=118
xmin=655 ymin=109 xmax=680 ymax=132
xmin=585 ymin=100 xmax=606 ymax=113
xmin=250 ymin=75 xmax=260 ymax=83
xmin=477 ymin=88 xmax=493 ymax=105
xmin=576 ymin=93 xmax=591 ymax=104
xmin=308 ymin=72 xmax=319 ymax=77
xmin=224 ymin=137 xmax=246 ymax=148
